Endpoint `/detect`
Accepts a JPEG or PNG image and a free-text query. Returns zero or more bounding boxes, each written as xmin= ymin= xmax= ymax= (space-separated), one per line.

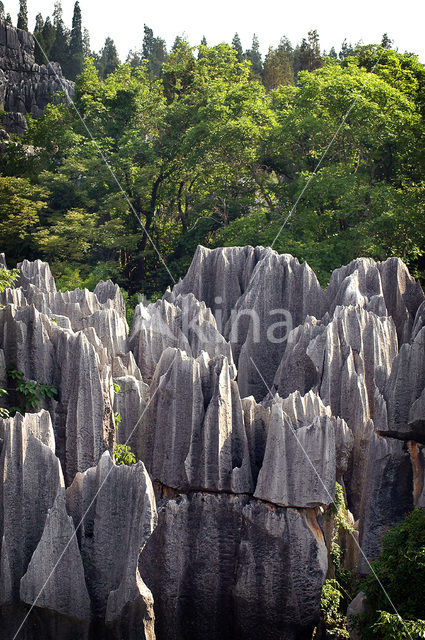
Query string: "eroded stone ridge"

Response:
xmin=0 ymin=246 xmax=424 ymax=639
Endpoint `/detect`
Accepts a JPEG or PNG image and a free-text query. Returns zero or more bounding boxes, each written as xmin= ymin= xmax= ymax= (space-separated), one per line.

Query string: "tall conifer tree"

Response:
xmin=69 ymin=1 xmax=83 ymax=79
xmin=246 ymin=34 xmax=262 ymax=79
xmin=33 ymin=13 xmax=46 ymax=64
xmin=232 ymin=33 xmax=243 ymax=62
xmin=96 ymin=37 xmax=120 ymax=79
xmin=50 ymin=1 xmax=70 ymax=71
xmin=17 ymin=0 xmax=28 ymax=31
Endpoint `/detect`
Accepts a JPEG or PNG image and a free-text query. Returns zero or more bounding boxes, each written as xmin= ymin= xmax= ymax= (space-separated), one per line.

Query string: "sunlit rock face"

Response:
xmin=0 ymin=246 xmax=424 ymax=639
xmin=0 ymin=20 xmax=74 ymax=134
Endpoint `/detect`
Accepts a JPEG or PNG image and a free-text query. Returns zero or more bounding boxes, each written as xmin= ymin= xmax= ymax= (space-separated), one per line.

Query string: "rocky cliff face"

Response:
xmin=0 ymin=20 xmax=74 ymax=134
xmin=0 ymin=247 xmax=424 ymax=639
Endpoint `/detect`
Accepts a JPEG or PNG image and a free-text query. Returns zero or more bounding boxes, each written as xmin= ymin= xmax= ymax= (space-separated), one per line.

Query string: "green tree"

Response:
xmin=381 ymin=33 xmax=393 ymax=49
xmin=95 ymin=37 xmax=120 ymax=79
xmin=50 ymin=1 xmax=69 ymax=71
xmin=33 ymin=13 xmax=46 ymax=64
xmin=17 ymin=0 xmax=28 ymax=31
xmin=0 ymin=3 xmax=5 ymax=20
xmin=263 ymin=45 xmax=293 ymax=90
xmin=339 ymin=39 xmax=355 ymax=60
xmin=5 ymin=12 xmax=12 ymax=25
xmin=142 ymin=24 xmax=155 ymax=60
xmin=246 ymin=34 xmax=262 ymax=79
xmin=214 ymin=51 xmax=425 ymax=283
xmin=68 ymin=1 xmax=83 ymax=80
xmin=0 ymin=176 xmax=48 ymax=264
xmin=294 ymin=29 xmax=323 ymax=74
xmin=141 ymin=25 xmax=167 ymax=78
xmin=82 ymin=27 xmax=91 ymax=57
xmin=41 ymin=16 xmax=56 ymax=59
xmin=231 ymin=33 xmax=244 ymax=62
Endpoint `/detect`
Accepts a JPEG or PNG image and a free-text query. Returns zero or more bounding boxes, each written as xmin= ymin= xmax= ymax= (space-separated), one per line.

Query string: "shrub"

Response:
xmin=357 ymin=509 xmax=425 ymax=638
xmin=113 ymin=444 xmax=136 ymax=466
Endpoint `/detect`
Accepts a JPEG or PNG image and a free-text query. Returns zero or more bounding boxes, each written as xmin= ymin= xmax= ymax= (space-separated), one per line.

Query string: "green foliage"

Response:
xmin=320 ymin=579 xmax=350 ymax=638
xmin=68 ymin=1 xmax=83 ymax=80
xmin=6 ymin=368 xmax=58 ymax=416
xmin=114 ymin=412 xmax=122 ymax=429
xmin=330 ymin=482 xmax=355 ymax=535
xmin=0 ymin=386 xmax=10 ymax=419
xmin=0 ymin=269 xmax=19 ymax=419
xmin=1 ymin=42 xmax=425 ymax=294
xmin=372 ymin=611 xmax=425 ymax=639
xmin=0 ymin=267 xmax=19 ymax=293
xmin=318 ymin=484 xmax=356 ymax=638
xmin=94 ymin=38 xmax=120 ymax=79
xmin=263 ymin=44 xmax=294 ymax=90
xmin=17 ymin=0 xmax=28 ymax=31
xmin=113 ymin=444 xmax=136 ymax=466
xmin=358 ymin=509 xmax=425 ymax=638
xmin=0 ymin=176 xmax=48 ymax=265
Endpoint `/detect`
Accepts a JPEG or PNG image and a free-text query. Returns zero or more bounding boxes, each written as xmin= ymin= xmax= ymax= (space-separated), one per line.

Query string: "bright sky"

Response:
xmin=5 ymin=0 xmax=425 ymax=62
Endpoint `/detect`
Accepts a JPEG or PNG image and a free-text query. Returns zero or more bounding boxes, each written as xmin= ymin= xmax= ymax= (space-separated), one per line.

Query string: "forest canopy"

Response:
xmin=1 ymin=3 xmax=425 ymax=298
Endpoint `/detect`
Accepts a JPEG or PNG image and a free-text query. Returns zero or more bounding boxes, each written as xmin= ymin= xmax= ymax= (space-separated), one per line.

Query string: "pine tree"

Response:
xmin=69 ymin=1 xmax=83 ymax=80
xmin=339 ymin=38 xmax=354 ymax=60
xmin=33 ymin=13 xmax=46 ymax=65
xmin=263 ymin=45 xmax=293 ymax=90
xmin=231 ymin=33 xmax=243 ymax=62
xmin=150 ymin=37 xmax=167 ymax=76
xmin=293 ymin=30 xmax=323 ymax=74
xmin=0 ymin=3 xmax=5 ymax=20
xmin=381 ymin=33 xmax=393 ymax=49
xmin=246 ymin=34 xmax=262 ymax=79
xmin=278 ymin=36 xmax=294 ymax=69
xmin=142 ymin=25 xmax=155 ymax=60
xmin=140 ymin=25 xmax=167 ymax=78
xmin=82 ymin=27 xmax=91 ymax=57
xmin=198 ymin=36 xmax=208 ymax=59
xmin=5 ymin=12 xmax=12 ymax=25
xmin=17 ymin=0 xmax=28 ymax=31
xmin=328 ymin=46 xmax=338 ymax=59
xmin=127 ymin=49 xmax=142 ymax=68
xmin=96 ymin=37 xmax=120 ymax=79
xmin=172 ymin=35 xmax=185 ymax=52
xmin=41 ymin=16 xmax=56 ymax=59
xmin=51 ymin=2 xmax=70 ymax=72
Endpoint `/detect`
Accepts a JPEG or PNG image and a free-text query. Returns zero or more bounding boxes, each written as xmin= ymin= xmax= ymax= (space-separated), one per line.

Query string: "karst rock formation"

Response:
xmin=0 ymin=19 xmax=74 ymax=134
xmin=0 ymin=246 xmax=424 ymax=639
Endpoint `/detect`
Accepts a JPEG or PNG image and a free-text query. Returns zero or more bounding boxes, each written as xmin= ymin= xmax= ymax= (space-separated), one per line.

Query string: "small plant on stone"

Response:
xmin=113 ymin=444 xmax=136 ymax=466
xmin=6 ymin=368 xmax=58 ymax=416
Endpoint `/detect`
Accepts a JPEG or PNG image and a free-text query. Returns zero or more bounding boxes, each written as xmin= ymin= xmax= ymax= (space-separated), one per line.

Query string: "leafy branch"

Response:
xmin=5 ymin=368 xmax=58 ymax=416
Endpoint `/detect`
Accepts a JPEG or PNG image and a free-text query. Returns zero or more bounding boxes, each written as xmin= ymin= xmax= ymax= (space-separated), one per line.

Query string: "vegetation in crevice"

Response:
xmin=356 ymin=509 xmax=425 ymax=639
xmin=315 ymin=482 xmax=357 ymax=639
xmin=5 ymin=368 xmax=58 ymax=417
